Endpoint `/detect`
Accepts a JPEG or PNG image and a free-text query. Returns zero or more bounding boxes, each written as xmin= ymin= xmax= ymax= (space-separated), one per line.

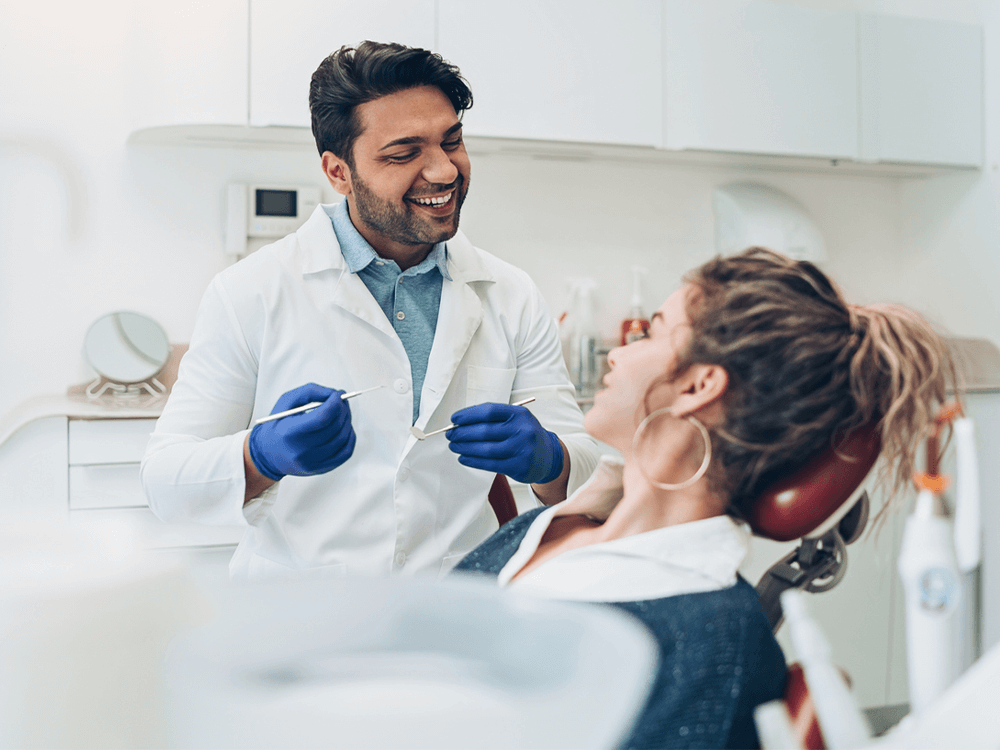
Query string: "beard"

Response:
xmin=350 ymin=171 xmax=468 ymax=248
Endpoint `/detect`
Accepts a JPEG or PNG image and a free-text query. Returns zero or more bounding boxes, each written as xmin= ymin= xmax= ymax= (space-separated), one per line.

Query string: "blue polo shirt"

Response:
xmin=326 ymin=201 xmax=450 ymax=423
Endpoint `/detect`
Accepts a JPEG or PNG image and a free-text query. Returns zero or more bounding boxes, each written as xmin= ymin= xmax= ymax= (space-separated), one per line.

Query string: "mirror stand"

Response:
xmin=85 ymin=375 xmax=168 ymax=402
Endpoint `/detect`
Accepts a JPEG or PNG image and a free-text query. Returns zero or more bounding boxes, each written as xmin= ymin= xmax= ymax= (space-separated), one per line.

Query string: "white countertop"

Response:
xmin=0 ymin=393 xmax=165 ymax=450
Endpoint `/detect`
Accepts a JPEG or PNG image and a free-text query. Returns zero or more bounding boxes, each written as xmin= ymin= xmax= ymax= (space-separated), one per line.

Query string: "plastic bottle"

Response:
xmin=575 ymin=279 xmax=601 ymax=395
xmin=620 ymin=266 xmax=650 ymax=345
xmin=898 ymin=484 xmax=963 ymax=715
xmin=562 ymin=278 xmax=600 ymax=396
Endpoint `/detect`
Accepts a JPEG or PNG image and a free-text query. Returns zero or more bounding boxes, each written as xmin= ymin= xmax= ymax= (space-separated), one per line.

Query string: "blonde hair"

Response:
xmin=673 ymin=248 xmax=956 ymax=521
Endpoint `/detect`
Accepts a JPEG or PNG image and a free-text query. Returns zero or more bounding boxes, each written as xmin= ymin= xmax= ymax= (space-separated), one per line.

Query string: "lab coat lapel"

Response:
xmin=416 ymin=231 xmax=492 ymax=429
xmin=297 ymin=204 xmax=396 ymax=339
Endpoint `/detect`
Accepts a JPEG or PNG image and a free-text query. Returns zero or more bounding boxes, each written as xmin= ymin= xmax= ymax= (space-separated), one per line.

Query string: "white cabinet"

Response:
xmin=859 ymin=13 xmax=983 ymax=167
xmin=249 ymin=0 xmax=436 ymax=128
xmin=125 ymin=0 xmax=250 ymax=132
xmin=127 ymin=1 xmax=984 ymax=173
xmin=65 ymin=418 xmax=245 ymax=549
xmin=0 ymin=404 xmax=244 ymax=553
xmin=662 ymin=0 xmax=859 ymax=159
xmin=438 ymin=0 xmax=662 ymax=147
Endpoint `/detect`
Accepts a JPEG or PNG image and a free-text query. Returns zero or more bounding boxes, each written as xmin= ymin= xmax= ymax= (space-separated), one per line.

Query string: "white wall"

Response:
xmin=6 ymin=0 xmax=985 ymax=421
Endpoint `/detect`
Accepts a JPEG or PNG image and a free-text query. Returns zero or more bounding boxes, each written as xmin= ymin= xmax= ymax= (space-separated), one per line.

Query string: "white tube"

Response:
xmin=754 ymin=700 xmax=805 ymax=750
xmin=953 ymin=418 xmax=981 ymax=573
xmin=897 ymin=490 xmax=963 ymax=715
xmin=780 ymin=590 xmax=871 ymax=749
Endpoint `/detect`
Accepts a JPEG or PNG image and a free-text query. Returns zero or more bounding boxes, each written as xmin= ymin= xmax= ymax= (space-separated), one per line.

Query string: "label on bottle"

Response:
xmin=622 ymin=318 xmax=650 ymax=345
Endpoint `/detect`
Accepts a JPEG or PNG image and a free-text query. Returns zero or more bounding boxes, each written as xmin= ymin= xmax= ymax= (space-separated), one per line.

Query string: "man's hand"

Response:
xmin=446 ymin=402 xmax=564 ymax=485
xmin=247 ymin=383 xmax=356 ymax=481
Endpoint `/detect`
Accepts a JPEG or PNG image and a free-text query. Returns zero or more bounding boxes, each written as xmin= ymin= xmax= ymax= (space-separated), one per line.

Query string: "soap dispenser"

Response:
xmin=620 ymin=266 xmax=650 ymax=345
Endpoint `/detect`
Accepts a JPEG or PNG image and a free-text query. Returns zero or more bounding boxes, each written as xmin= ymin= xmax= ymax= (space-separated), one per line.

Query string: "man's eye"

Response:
xmin=442 ymin=138 xmax=463 ymax=150
xmin=386 ymin=152 xmax=417 ymax=163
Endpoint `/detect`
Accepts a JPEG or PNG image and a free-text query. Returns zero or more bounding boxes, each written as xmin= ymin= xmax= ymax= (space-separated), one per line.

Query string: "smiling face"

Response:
xmin=585 ymin=284 xmax=698 ymax=453
xmin=322 ymin=85 xmax=471 ymax=267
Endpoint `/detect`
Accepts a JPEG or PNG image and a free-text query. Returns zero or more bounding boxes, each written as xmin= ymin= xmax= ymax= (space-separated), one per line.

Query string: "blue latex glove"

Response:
xmin=446 ymin=402 xmax=564 ymax=485
xmin=248 ymin=383 xmax=356 ymax=481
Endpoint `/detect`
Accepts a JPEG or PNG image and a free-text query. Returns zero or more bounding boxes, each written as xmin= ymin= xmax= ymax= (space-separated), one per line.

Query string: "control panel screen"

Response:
xmin=256 ymin=189 xmax=297 ymax=218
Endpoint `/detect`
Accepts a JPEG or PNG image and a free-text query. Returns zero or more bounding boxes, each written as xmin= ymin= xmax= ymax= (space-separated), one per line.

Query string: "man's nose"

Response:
xmin=422 ymin=147 xmax=460 ymax=185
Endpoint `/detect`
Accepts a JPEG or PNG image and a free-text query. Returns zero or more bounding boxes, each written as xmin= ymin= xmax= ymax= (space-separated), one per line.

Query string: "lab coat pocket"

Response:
xmin=466 ymin=366 xmax=516 ymax=406
xmin=439 ymin=552 xmax=471 ymax=578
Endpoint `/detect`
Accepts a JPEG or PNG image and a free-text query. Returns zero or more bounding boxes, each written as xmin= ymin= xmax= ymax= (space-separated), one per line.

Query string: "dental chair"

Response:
xmin=488 ymin=423 xmax=881 ymax=750
xmin=750 ymin=424 xmax=881 ymax=750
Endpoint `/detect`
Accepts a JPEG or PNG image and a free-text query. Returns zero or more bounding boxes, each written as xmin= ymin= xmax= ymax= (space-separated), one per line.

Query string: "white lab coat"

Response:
xmin=141 ymin=204 xmax=602 ymax=579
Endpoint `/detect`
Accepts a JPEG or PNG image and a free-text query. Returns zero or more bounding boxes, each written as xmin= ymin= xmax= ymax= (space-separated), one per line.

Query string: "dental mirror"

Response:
xmin=83 ymin=311 xmax=170 ymax=399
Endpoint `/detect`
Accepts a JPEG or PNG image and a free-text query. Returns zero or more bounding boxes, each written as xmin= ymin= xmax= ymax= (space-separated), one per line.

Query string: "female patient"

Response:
xmin=453 ymin=248 xmax=954 ymax=749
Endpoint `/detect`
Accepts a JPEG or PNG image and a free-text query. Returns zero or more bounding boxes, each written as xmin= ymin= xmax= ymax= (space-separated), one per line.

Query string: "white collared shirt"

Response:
xmin=498 ymin=457 xmax=751 ymax=602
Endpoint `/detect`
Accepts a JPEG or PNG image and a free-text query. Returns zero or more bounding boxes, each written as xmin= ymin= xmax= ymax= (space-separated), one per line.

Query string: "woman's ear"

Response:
xmin=671 ymin=364 xmax=728 ymax=418
xmin=321 ymin=151 xmax=353 ymax=197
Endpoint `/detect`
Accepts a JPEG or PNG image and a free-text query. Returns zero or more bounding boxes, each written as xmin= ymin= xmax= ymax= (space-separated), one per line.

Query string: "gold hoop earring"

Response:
xmin=631 ymin=408 xmax=712 ymax=491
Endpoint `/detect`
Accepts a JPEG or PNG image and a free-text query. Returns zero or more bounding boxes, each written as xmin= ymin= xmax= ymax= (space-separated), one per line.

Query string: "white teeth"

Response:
xmin=413 ymin=191 xmax=453 ymax=206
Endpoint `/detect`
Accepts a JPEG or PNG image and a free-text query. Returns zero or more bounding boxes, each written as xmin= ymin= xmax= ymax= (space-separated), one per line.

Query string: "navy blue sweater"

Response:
xmin=454 ymin=508 xmax=787 ymax=750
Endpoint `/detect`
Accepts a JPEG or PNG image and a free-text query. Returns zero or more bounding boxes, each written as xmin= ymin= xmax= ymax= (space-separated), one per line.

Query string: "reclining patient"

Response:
xmin=453 ymin=248 xmax=954 ymax=749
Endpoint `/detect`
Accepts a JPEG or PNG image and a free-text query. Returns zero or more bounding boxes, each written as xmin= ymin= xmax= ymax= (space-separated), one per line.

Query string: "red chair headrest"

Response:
xmin=746 ymin=424 xmax=881 ymax=542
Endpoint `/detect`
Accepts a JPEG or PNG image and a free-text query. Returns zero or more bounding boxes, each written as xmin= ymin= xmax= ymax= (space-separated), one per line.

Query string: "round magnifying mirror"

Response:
xmin=84 ymin=311 xmax=170 ymax=384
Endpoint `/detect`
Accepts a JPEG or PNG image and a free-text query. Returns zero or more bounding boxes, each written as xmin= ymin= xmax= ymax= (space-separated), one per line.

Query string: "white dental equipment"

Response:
xmin=254 ymin=385 xmax=384 ymax=425
xmin=409 ymin=397 xmax=536 ymax=440
xmin=779 ymin=589 xmax=872 ymax=749
xmin=897 ymin=403 xmax=970 ymax=716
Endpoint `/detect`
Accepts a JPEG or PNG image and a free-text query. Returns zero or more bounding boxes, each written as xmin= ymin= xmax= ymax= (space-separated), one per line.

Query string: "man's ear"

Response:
xmin=671 ymin=364 xmax=728 ymax=418
xmin=321 ymin=151 xmax=352 ymax=197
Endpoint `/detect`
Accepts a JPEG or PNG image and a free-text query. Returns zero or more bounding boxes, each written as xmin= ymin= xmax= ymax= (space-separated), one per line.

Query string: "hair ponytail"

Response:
xmin=848 ymin=303 xmax=957 ymax=515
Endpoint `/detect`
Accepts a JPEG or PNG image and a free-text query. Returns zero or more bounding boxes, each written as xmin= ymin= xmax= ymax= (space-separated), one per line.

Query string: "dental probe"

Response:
xmin=409 ymin=397 xmax=536 ymax=440
xmin=254 ymin=385 xmax=385 ymax=425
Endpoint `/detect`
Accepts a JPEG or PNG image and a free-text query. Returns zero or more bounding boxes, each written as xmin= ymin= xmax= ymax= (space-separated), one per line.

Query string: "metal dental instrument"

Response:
xmin=254 ymin=385 xmax=385 ymax=425
xmin=409 ymin=397 xmax=536 ymax=440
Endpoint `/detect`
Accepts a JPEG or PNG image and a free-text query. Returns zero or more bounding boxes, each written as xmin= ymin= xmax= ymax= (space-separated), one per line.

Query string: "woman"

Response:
xmin=453 ymin=248 xmax=954 ymax=749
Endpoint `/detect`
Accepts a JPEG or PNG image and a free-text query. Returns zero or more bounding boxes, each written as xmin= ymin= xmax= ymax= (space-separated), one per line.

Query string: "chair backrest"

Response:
xmin=488 ymin=474 xmax=518 ymax=526
xmin=746 ymin=424 xmax=881 ymax=542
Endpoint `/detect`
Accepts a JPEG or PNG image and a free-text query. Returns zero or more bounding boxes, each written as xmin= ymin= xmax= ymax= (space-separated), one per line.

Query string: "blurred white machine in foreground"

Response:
xmin=163 ymin=573 xmax=657 ymax=750
xmin=0 ymin=512 xmax=658 ymax=750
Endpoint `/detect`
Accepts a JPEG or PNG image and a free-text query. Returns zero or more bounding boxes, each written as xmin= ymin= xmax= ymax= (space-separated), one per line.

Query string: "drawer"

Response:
xmin=68 ymin=418 xmax=158 ymax=465
xmin=69 ymin=507 xmax=246 ymax=549
xmin=69 ymin=463 xmax=146 ymax=510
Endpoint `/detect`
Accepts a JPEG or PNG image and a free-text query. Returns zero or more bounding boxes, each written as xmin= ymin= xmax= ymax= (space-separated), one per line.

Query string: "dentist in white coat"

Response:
xmin=140 ymin=41 xmax=602 ymax=579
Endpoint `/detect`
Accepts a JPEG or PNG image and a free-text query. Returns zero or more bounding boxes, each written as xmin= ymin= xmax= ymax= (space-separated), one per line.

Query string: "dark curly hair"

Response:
xmin=309 ymin=41 xmax=473 ymax=166
xmin=656 ymin=248 xmax=955 ymax=522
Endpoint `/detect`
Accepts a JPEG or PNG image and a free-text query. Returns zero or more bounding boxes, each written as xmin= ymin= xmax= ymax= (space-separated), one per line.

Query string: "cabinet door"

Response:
xmin=438 ymin=0 xmax=662 ymax=147
xmin=662 ymin=0 xmax=858 ymax=159
xmin=126 ymin=0 xmax=249 ymax=131
xmin=859 ymin=14 xmax=983 ymax=167
xmin=250 ymin=0 xmax=436 ymax=128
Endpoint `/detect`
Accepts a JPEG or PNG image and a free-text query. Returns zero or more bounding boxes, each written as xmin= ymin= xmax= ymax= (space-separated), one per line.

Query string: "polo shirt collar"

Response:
xmin=326 ymin=201 xmax=451 ymax=280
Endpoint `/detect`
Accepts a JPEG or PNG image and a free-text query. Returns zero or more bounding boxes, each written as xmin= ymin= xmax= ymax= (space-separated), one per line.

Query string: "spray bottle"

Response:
xmin=620 ymin=266 xmax=650 ymax=345
xmin=561 ymin=278 xmax=601 ymax=396
xmin=897 ymin=402 xmax=965 ymax=716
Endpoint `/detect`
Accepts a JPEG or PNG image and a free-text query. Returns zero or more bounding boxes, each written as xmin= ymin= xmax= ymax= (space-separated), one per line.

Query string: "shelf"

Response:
xmin=127 ymin=125 xmax=978 ymax=178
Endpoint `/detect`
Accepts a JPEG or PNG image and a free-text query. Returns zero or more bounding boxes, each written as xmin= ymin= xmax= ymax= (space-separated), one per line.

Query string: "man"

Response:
xmin=141 ymin=41 xmax=601 ymax=579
